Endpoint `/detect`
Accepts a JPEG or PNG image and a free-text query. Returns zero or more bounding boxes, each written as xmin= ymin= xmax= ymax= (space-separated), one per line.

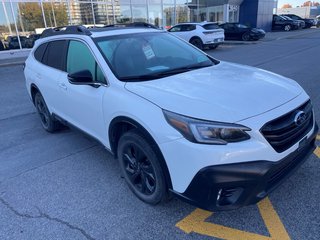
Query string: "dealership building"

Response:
xmin=0 ymin=0 xmax=277 ymax=50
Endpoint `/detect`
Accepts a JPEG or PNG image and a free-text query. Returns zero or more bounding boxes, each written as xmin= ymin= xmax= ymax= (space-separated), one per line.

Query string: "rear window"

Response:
xmin=42 ymin=40 xmax=68 ymax=71
xmin=202 ymin=24 xmax=220 ymax=30
xmin=34 ymin=43 xmax=48 ymax=62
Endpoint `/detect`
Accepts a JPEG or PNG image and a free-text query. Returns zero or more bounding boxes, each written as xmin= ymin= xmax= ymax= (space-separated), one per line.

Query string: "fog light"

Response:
xmin=216 ymin=187 xmax=243 ymax=206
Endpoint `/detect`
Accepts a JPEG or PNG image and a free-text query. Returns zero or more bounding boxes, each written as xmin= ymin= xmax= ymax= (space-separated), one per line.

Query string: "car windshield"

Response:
xmin=236 ymin=24 xmax=249 ymax=28
xmin=95 ymin=32 xmax=216 ymax=81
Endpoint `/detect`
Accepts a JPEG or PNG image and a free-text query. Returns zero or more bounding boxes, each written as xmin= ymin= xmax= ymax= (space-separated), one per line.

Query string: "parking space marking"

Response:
xmin=176 ymin=197 xmax=290 ymax=240
xmin=314 ymin=135 xmax=320 ymax=158
xmin=314 ymin=146 xmax=320 ymax=158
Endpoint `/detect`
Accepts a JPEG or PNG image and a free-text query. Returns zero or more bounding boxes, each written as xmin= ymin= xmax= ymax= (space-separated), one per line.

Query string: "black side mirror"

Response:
xmin=68 ymin=70 xmax=93 ymax=84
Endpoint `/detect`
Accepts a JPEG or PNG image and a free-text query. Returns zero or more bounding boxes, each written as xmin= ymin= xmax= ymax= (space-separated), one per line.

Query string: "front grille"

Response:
xmin=261 ymin=100 xmax=313 ymax=153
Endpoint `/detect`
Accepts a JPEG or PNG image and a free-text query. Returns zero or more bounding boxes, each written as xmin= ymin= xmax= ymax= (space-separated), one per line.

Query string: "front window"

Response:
xmin=95 ymin=32 xmax=216 ymax=81
xmin=67 ymin=41 xmax=105 ymax=83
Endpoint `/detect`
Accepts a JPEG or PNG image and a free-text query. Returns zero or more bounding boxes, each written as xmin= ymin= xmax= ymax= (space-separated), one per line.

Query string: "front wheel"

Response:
xmin=284 ymin=24 xmax=291 ymax=31
xmin=117 ymin=130 xmax=167 ymax=204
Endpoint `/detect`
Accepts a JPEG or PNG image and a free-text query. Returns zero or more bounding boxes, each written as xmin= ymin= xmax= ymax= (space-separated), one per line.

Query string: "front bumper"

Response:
xmin=172 ymin=123 xmax=318 ymax=211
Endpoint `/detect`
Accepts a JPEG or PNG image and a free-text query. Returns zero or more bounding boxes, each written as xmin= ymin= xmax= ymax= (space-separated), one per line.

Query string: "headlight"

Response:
xmin=163 ymin=110 xmax=251 ymax=145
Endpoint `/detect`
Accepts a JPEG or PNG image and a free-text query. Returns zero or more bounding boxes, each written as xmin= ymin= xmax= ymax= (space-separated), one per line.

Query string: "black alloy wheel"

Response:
xmin=242 ymin=32 xmax=251 ymax=41
xmin=34 ymin=92 xmax=59 ymax=132
xmin=284 ymin=24 xmax=291 ymax=31
xmin=190 ymin=38 xmax=203 ymax=50
xmin=118 ymin=130 xmax=167 ymax=204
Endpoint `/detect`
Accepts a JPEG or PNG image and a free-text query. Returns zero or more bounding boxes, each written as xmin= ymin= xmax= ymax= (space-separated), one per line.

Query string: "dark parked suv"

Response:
xmin=5 ymin=36 xmax=27 ymax=49
xmin=272 ymin=15 xmax=299 ymax=31
xmin=282 ymin=14 xmax=315 ymax=28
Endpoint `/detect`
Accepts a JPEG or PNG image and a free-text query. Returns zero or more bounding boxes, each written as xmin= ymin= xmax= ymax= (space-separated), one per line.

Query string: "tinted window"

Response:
xmin=181 ymin=24 xmax=196 ymax=31
xmin=169 ymin=24 xmax=196 ymax=32
xmin=34 ymin=43 xmax=47 ymax=62
xmin=67 ymin=40 xmax=105 ymax=83
xmin=96 ymin=32 xmax=214 ymax=81
xmin=169 ymin=25 xmax=182 ymax=32
xmin=42 ymin=40 xmax=68 ymax=71
xmin=236 ymin=24 xmax=249 ymax=28
xmin=203 ymin=24 xmax=219 ymax=30
xmin=221 ymin=24 xmax=235 ymax=30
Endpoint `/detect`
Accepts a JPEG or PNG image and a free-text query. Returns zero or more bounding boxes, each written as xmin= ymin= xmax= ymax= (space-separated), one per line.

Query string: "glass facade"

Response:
xmin=0 ymin=0 xmax=242 ymax=51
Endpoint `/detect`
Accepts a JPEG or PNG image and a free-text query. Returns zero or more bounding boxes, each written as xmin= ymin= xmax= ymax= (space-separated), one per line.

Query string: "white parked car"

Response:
xmin=168 ymin=22 xmax=224 ymax=50
xmin=24 ymin=25 xmax=318 ymax=211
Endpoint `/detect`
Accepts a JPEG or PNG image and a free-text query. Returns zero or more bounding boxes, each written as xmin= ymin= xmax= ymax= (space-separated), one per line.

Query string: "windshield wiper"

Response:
xmin=119 ymin=63 xmax=213 ymax=81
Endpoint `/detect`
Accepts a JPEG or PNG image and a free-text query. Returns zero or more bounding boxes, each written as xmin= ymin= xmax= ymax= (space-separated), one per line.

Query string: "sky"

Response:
xmin=277 ymin=0 xmax=315 ymax=8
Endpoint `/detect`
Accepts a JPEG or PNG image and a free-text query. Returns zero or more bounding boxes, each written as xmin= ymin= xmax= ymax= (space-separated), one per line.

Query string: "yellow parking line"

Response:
xmin=258 ymin=197 xmax=290 ymax=240
xmin=314 ymin=146 xmax=320 ymax=158
xmin=176 ymin=197 xmax=290 ymax=240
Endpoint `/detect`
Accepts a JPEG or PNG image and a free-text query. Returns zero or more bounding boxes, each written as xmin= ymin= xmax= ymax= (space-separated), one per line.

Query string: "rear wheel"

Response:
xmin=284 ymin=24 xmax=291 ymax=31
xmin=34 ymin=92 xmax=59 ymax=132
xmin=117 ymin=130 xmax=167 ymax=204
xmin=189 ymin=37 xmax=203 ymax=50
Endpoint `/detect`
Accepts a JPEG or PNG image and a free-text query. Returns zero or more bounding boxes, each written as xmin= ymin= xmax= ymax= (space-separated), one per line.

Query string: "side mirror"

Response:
xmin=68 ymin=70 xmax=93 ymax=84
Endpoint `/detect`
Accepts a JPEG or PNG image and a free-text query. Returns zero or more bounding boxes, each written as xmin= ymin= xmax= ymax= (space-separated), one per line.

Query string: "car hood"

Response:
xmin=125 ymin=62 xmax=302 ymax=123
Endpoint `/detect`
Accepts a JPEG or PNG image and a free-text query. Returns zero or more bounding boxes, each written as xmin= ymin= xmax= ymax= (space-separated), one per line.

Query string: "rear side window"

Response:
xmin=42 ymin=40 xmax=68 ymax=71
xmin=34 ymin=43 xmax=47 ymax=62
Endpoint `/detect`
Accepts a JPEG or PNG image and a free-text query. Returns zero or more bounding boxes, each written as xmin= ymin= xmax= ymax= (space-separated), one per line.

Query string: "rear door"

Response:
xmin=30 ymin=40 xmax=68 ymax=114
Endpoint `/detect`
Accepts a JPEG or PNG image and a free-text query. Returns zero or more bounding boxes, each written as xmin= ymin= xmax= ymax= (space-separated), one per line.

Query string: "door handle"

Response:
xmin=59 ymin=83 xmax=67 ymax=90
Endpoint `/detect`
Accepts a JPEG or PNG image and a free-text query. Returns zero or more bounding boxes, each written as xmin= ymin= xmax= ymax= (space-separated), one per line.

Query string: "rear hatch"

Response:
xmin=201 ymin=23 xmax=225 ymax=43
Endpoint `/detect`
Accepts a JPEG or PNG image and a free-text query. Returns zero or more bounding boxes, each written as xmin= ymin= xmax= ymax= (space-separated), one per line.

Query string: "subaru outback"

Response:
xmin=24 ymin=25 xmax=318 ymax=211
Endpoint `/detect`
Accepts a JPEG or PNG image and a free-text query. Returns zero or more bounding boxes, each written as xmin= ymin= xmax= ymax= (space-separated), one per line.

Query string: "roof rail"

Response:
xmin=103 ymin=22 xmax=160 ymax=29
xmin=41 ymin=25 xmax=92 ymax=38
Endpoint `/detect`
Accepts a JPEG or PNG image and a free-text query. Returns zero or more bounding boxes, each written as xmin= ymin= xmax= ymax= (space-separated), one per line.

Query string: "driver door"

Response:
xmin=56 ymin=40 xmax=107 ymax=142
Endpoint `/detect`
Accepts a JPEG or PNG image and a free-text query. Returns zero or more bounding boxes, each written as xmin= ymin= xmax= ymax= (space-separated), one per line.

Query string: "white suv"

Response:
xmin=168 ymin=22 xmax=224 ymax=50
xmin=24 ymin=25 xmax=318 ymax=211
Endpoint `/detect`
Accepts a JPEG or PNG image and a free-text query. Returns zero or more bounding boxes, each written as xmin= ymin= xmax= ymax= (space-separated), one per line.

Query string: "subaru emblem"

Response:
xmin=294 ymin=111 xmax=307 ymax=126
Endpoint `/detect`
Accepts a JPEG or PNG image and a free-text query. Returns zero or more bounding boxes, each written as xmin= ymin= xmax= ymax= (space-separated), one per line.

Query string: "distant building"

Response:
xmin=0 ymin=0 xmax=278 ymax=51
xmin=277 ymin=6 xmax=320 ymax=18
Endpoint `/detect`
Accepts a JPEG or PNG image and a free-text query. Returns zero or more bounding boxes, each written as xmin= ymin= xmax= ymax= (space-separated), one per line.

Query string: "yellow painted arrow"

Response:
xmin=176 ymin=197 xmax=290 ymax=240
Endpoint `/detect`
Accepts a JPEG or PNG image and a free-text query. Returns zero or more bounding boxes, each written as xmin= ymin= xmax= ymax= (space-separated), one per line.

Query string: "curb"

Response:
xmin=0 ymin=61 xmax=25 ymax=67
xmin=223 ymin=41 xmax=258 ymax=45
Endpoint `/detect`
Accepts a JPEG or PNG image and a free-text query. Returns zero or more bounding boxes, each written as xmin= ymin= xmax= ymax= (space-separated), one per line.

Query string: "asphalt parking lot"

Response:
xmin=0 ymin=29 xmax=319 ymax=240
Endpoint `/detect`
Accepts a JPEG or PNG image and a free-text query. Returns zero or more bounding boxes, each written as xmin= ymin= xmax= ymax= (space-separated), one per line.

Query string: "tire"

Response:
xmin=209 ymin=45 xmax=218 ymax=50
xmin=284 ymin=24 xmax=291 ymax=31
xmin=34 ymin=92 xmax=59 ymax=132
xmin=242 ymin=32 xmax=250 ymax=41
xmin=117 ymin=130 xmax=167 ymax=204
xmin=189 ymin=37 xmax=203 ymax=50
